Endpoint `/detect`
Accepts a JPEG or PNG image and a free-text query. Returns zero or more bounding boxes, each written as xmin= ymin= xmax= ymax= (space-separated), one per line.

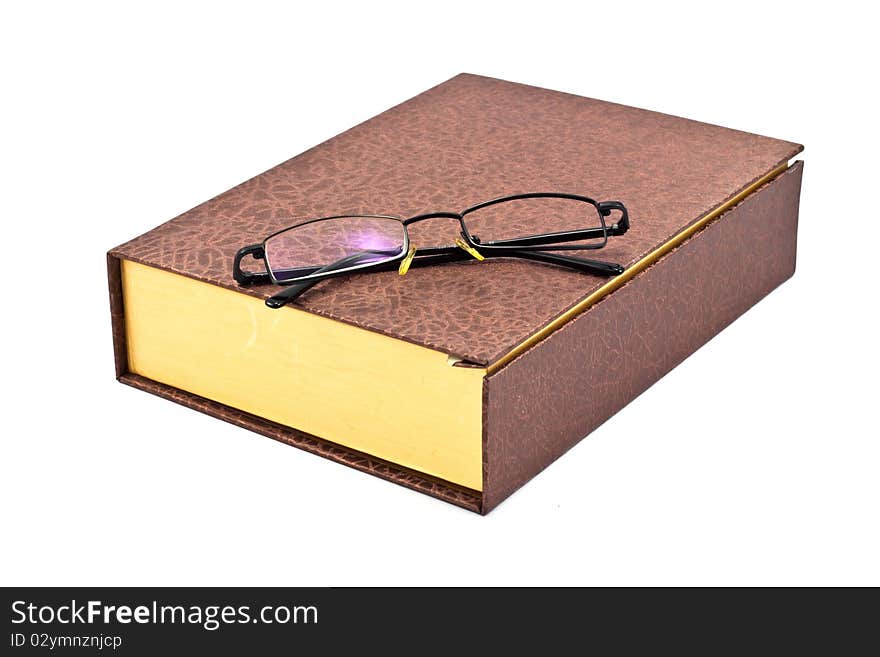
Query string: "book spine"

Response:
xmin=482 ymin=162 xmax=804 ymax=512
xmin=107 ymin=253 xmax=127 ymax=379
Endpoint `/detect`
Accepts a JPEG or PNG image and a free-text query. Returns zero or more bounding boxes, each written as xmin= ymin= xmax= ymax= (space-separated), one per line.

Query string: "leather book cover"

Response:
xmin=108 ymin=73 xmax=803 ymax=512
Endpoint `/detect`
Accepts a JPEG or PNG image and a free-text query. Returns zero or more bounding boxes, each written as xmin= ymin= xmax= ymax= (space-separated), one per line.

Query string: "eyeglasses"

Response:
xmin=233 ymin=192 xmax=630 ymax=308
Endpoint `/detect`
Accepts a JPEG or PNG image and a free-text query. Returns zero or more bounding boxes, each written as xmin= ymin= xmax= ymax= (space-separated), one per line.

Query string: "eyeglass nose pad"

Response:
xmin=398 ymin=244 xmax=417 ymax=276
xmin=454 ymin=238 xmax=484 ymax=261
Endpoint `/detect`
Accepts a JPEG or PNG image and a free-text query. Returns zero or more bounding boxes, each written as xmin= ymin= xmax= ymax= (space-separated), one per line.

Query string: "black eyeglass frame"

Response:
xmin=233 ymin=192 xmax=629 ymax=306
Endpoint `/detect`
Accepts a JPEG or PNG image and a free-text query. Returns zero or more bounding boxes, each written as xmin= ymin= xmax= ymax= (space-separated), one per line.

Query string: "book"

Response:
xmin=108 ymin=73 xmax=803 ymax=512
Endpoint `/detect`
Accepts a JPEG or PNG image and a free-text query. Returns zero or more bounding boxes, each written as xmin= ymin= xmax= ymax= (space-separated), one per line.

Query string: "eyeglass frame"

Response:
xmin=233 ymin=192 xmax=630 ymax=306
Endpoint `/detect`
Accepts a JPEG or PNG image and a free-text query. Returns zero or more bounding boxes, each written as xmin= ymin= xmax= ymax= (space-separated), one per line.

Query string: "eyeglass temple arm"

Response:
xmin=236 ymin=244 xmax=401 ymax=288
xmin=264 ymin=250 xmax=396 ymax=308
xmin=266 ymin=245 xmax=624 ymax=309
xmin=406 ymin=246 xmax=624 ymax=275
xmin=504 ymin=250 xmax=624 ymax=275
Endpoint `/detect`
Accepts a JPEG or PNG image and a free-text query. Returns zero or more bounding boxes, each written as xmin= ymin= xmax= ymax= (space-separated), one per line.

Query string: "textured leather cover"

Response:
xmin=107 ymin=74 xmax=804 ymax=512
xmin=108 ymin=73 xmax=801 ymax=366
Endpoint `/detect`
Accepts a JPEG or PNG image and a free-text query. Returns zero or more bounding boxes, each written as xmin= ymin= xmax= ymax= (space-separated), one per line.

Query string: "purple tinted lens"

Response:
xmin=265 ymin=216 xmax=405 ymax=282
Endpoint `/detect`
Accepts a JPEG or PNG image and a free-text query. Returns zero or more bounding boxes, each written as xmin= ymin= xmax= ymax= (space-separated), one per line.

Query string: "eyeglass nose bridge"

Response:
xmin=402 ymin=211 xmax=474 ymax=252
xmin=402 ymin=211 xmax=465 ymax=227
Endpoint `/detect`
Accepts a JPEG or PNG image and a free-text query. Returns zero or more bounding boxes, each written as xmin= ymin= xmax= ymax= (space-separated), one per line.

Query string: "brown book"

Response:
xmin=108 ymin=73 xmax=803 ymax=513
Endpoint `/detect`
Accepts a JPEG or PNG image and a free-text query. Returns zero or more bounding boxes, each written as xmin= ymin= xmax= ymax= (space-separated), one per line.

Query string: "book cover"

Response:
xmin=108 ymin=73 xmax=803 ymax=512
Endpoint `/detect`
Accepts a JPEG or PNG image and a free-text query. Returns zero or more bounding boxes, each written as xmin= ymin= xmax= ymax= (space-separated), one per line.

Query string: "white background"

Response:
xmin=1 ymin=1 xmax=877 ymax=586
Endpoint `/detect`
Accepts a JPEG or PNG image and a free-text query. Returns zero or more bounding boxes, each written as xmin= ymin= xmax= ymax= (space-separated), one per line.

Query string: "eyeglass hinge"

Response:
xmin=233 ymin=244 xmax=266 ymax=285
xmin=599 ymin=201 xmax=630 ymax=236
